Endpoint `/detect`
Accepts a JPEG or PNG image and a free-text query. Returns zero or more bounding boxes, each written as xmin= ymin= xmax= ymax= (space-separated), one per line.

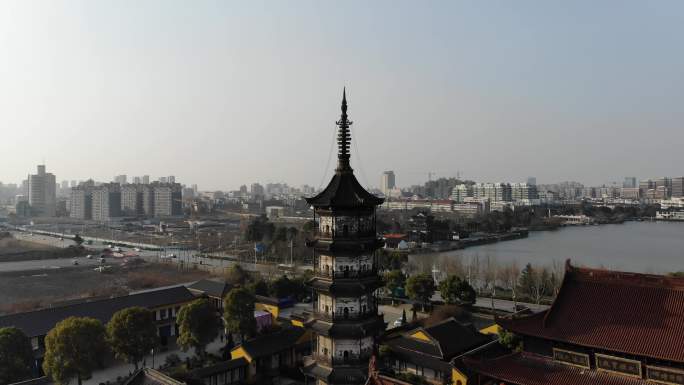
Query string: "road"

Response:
xmin=430 ymin=292 xmax=549 ymax=313
xmin=473 ymin=297 xmax=549 ymax=313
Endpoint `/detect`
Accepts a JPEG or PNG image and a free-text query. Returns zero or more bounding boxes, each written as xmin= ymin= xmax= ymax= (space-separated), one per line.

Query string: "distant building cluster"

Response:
xmin=70 ymin=180 xmax=183 ymax=220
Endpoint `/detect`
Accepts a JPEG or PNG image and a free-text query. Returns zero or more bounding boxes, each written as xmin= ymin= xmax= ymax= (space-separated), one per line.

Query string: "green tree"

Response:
xmin=286 ymin=227 xmax=299 ymax=241
xmin=0 ymin=327 xmax=34 ymax=384
xmin=106 ymin=307 xmax=158 ymax=370
xmin=176 ymin=299 xmax=220 ymax=357
xmin=249 ymin=279 xmax=270 ymax=296
xmin=384 ymin=270 xmax=406 ymax=296
xmin=518 ymin=263 xmax=535 ymax=299
xmin=73 ymin=234 xmax=84 ymax=246
xmin=269 ymin=275 xmax=295 ymax=299
xmin=42 ymin=317 xmax=108 ymax=385
xmin=245 ymin=215 xmax=275 ymax=242
xmin=438 ymin=275 xmax=462 ymax=304
xmin=499 ymin=330 xmax=522 ymax=351
xmin=274 ymin=227 xmax=288 ymax=242
xmin=224 ymin=288 xmax=257 ymax=341
xmin=225 ymin=265 xmax=249 ymax=286
xmin=456 ymin=279 xmax=477 ymax=304
xmin=405 ymin=274 xmax=436 ymax=311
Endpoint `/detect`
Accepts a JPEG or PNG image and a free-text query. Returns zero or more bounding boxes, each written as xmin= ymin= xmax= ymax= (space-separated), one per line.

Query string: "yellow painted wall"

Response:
xmin=479 ymin=324 xmax=500 ymax=336
xmin=452 ymin=367 xmax=468 ymax=385
xmin=230 ymin=346 xmax=253 ymax=363
xmin=255 ymin=303 xmax=280 ymax=319
xmin=411 ymin=330 xmax=431 ymax=341
xmin=291 ymin=319 xmax=304 ymax=328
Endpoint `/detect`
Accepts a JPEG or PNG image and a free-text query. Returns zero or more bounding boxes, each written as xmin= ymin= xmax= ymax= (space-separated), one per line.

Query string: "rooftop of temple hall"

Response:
xmin=497 ymin=261 xmax=684 ymax=363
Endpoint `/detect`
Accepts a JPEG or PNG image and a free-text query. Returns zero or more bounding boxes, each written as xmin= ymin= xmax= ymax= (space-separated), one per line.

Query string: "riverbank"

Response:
xmin=410 ymin=229 xmax=529 ymax=255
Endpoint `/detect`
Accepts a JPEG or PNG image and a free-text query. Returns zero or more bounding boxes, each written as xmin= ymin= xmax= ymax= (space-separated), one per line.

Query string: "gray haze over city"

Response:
xmin=1 ymin=1 xmax=683 ymax=190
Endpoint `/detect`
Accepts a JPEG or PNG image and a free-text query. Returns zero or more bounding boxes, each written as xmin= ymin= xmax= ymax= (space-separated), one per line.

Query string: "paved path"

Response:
xmin=85 ymin=338 xmax=228 ymax=385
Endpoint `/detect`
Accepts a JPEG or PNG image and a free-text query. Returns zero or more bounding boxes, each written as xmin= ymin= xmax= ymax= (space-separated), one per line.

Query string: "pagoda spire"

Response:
xmin=335 ymin=87 xmax=353 ymax=173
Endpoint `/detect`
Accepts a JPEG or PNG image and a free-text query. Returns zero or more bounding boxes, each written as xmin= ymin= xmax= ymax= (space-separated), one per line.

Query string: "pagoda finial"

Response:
xmin=335 ymin=88 xmax=353 ymax=173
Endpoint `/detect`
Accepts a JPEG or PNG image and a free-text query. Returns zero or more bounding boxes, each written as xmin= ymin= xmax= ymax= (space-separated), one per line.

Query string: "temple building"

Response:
xmin=462 ymin=261 xmax=684 ymax=385
xmin=302 ymin=89 xmax=386 ymax=385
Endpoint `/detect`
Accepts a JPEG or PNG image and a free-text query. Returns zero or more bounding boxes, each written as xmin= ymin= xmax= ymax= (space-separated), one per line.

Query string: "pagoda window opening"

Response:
xmin=344 ymin=307 xmax=349 ymax=318
xmin=343 ymin=224 xmax=349 ymax=237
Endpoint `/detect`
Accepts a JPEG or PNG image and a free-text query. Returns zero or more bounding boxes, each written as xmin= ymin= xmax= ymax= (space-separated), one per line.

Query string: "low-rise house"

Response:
xmin=189 ymin=358 xmax=248 ymax=385
xmin=0 ymin=286 xmax=195 ymax=372
xmin=381 ymin=318 xmax=493 ymax=385
xmin=188 ymin=279 xmax=233 ymax=311
xmin=254 ymin=295 xmax=295 ymax=322
xmin=231 ymin=327 xmax=312 ymax=382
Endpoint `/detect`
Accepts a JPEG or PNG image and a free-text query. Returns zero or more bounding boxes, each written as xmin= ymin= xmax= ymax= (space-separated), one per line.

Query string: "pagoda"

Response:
xmin=302 ymin=89 xmax=386 ymax=385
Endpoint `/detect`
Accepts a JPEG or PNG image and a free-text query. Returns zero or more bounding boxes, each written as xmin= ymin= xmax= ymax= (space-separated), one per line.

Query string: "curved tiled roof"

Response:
xmin=498 ymin=263 xmax=684 ymax=363
xmin=306 ymin=171 xmax=384 ymax=209
xmin=464 ymin=352 xmax=650 ymax=385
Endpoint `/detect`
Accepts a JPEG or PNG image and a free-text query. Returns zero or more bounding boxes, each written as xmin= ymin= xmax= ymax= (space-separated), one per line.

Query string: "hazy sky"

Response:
xmin=1 ymin=1 xmax=683 ymax=191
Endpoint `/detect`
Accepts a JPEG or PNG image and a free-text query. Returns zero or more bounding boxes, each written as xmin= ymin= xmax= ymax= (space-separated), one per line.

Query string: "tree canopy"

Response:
xmin=42 ymin=317 xmax=108 ymax=385
xmin=176 ymin=299 xmax=220 ymax=356
xmin=225 ymin=264 xmax=250 ymax=286
xmin=245 ymin=215 xmax=275 ymax=242
xmin=106 ymin=307 xmax=158 ymax=370
xmin=224 ymin=287 xmax=256 ymax=340
xmin=438 ymin=275 xmax=462 ymax=305
xmin=405 ymin=274 xmax=436 ymax=309
xmin=0 ymin=327 xmax=34 ymax=385
xmin=384 ymin=270 xmax=406 ymax=296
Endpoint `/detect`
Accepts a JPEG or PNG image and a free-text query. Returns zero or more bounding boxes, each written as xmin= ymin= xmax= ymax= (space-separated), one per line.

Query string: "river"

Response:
xmin=427 ymin=221 xmax=684 ymax=274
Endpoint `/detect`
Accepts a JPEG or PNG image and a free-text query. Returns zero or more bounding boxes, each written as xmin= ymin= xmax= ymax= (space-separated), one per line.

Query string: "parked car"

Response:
xmin=86 ymin=255 xmax=93 ymax=259
xmin=72 ymin=260 xmax=79 ymax=266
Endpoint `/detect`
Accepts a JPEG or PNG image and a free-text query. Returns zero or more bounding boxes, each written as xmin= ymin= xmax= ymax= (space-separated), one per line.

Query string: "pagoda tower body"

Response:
xmin=303 ymin=90 xmax=385 ymax=385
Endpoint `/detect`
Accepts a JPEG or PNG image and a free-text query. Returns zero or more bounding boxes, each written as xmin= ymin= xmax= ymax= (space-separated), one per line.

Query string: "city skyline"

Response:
xmin=2 ymin=1 xmax=684 ymax=190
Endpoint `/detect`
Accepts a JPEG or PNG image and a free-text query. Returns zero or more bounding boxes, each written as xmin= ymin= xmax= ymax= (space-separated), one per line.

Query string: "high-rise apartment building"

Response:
xmin=69 ymin=183 xmax=94 ymax=220
xmin=114 ymin=175 xmax=127 ymax=185
xmin=91 ymin=183 xmax=122 ymax=221
xmin=121 ymin=184 xmax=143 ymax=215
xmin=450 ymin=184 xmax=471 ymax=202
xmin=381 ymin=170 xmax=395 ymax=196
xmin=133 ymin=176 xmax=142 ymax=184
xmin=512 ymin=183 xmax=539 ymax=201
xmin=621 ymin=187 xmax=640 ymax=200
xmin=623 ymin=177 xmax=637 ymax=188
xmin=142 ymin=175 xmax=150 ymax=184
xmin=28 ymin=165 xmax=57 ymax=217
xmin=250 ymin=183 xmax=265 ymax=198
xmin=153 ymin=183 xmax=182 ymax=217
xmin=671 ymin=177 xmax=684 ymax=198
xmin=655 ymin=177 xmax=672 ymax=199
xmin=472 ymin=183 xmax=512 ymax=202
xmin=526 ymin=177 xmax=537 ymax=186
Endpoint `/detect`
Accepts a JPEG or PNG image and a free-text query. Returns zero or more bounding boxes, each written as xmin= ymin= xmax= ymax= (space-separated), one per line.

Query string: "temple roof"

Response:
xmin=384 ymin=317 xmax=491 ymax=369
xmin=306 ymin=171 xmax=384 ymax=208
xmin=498 ymin=261 xmax=684 ymax=363
xmin=464 ymin=352 xmax=651 ymax=385
xmin=305 ymin=89 xmax=384 ymax=209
